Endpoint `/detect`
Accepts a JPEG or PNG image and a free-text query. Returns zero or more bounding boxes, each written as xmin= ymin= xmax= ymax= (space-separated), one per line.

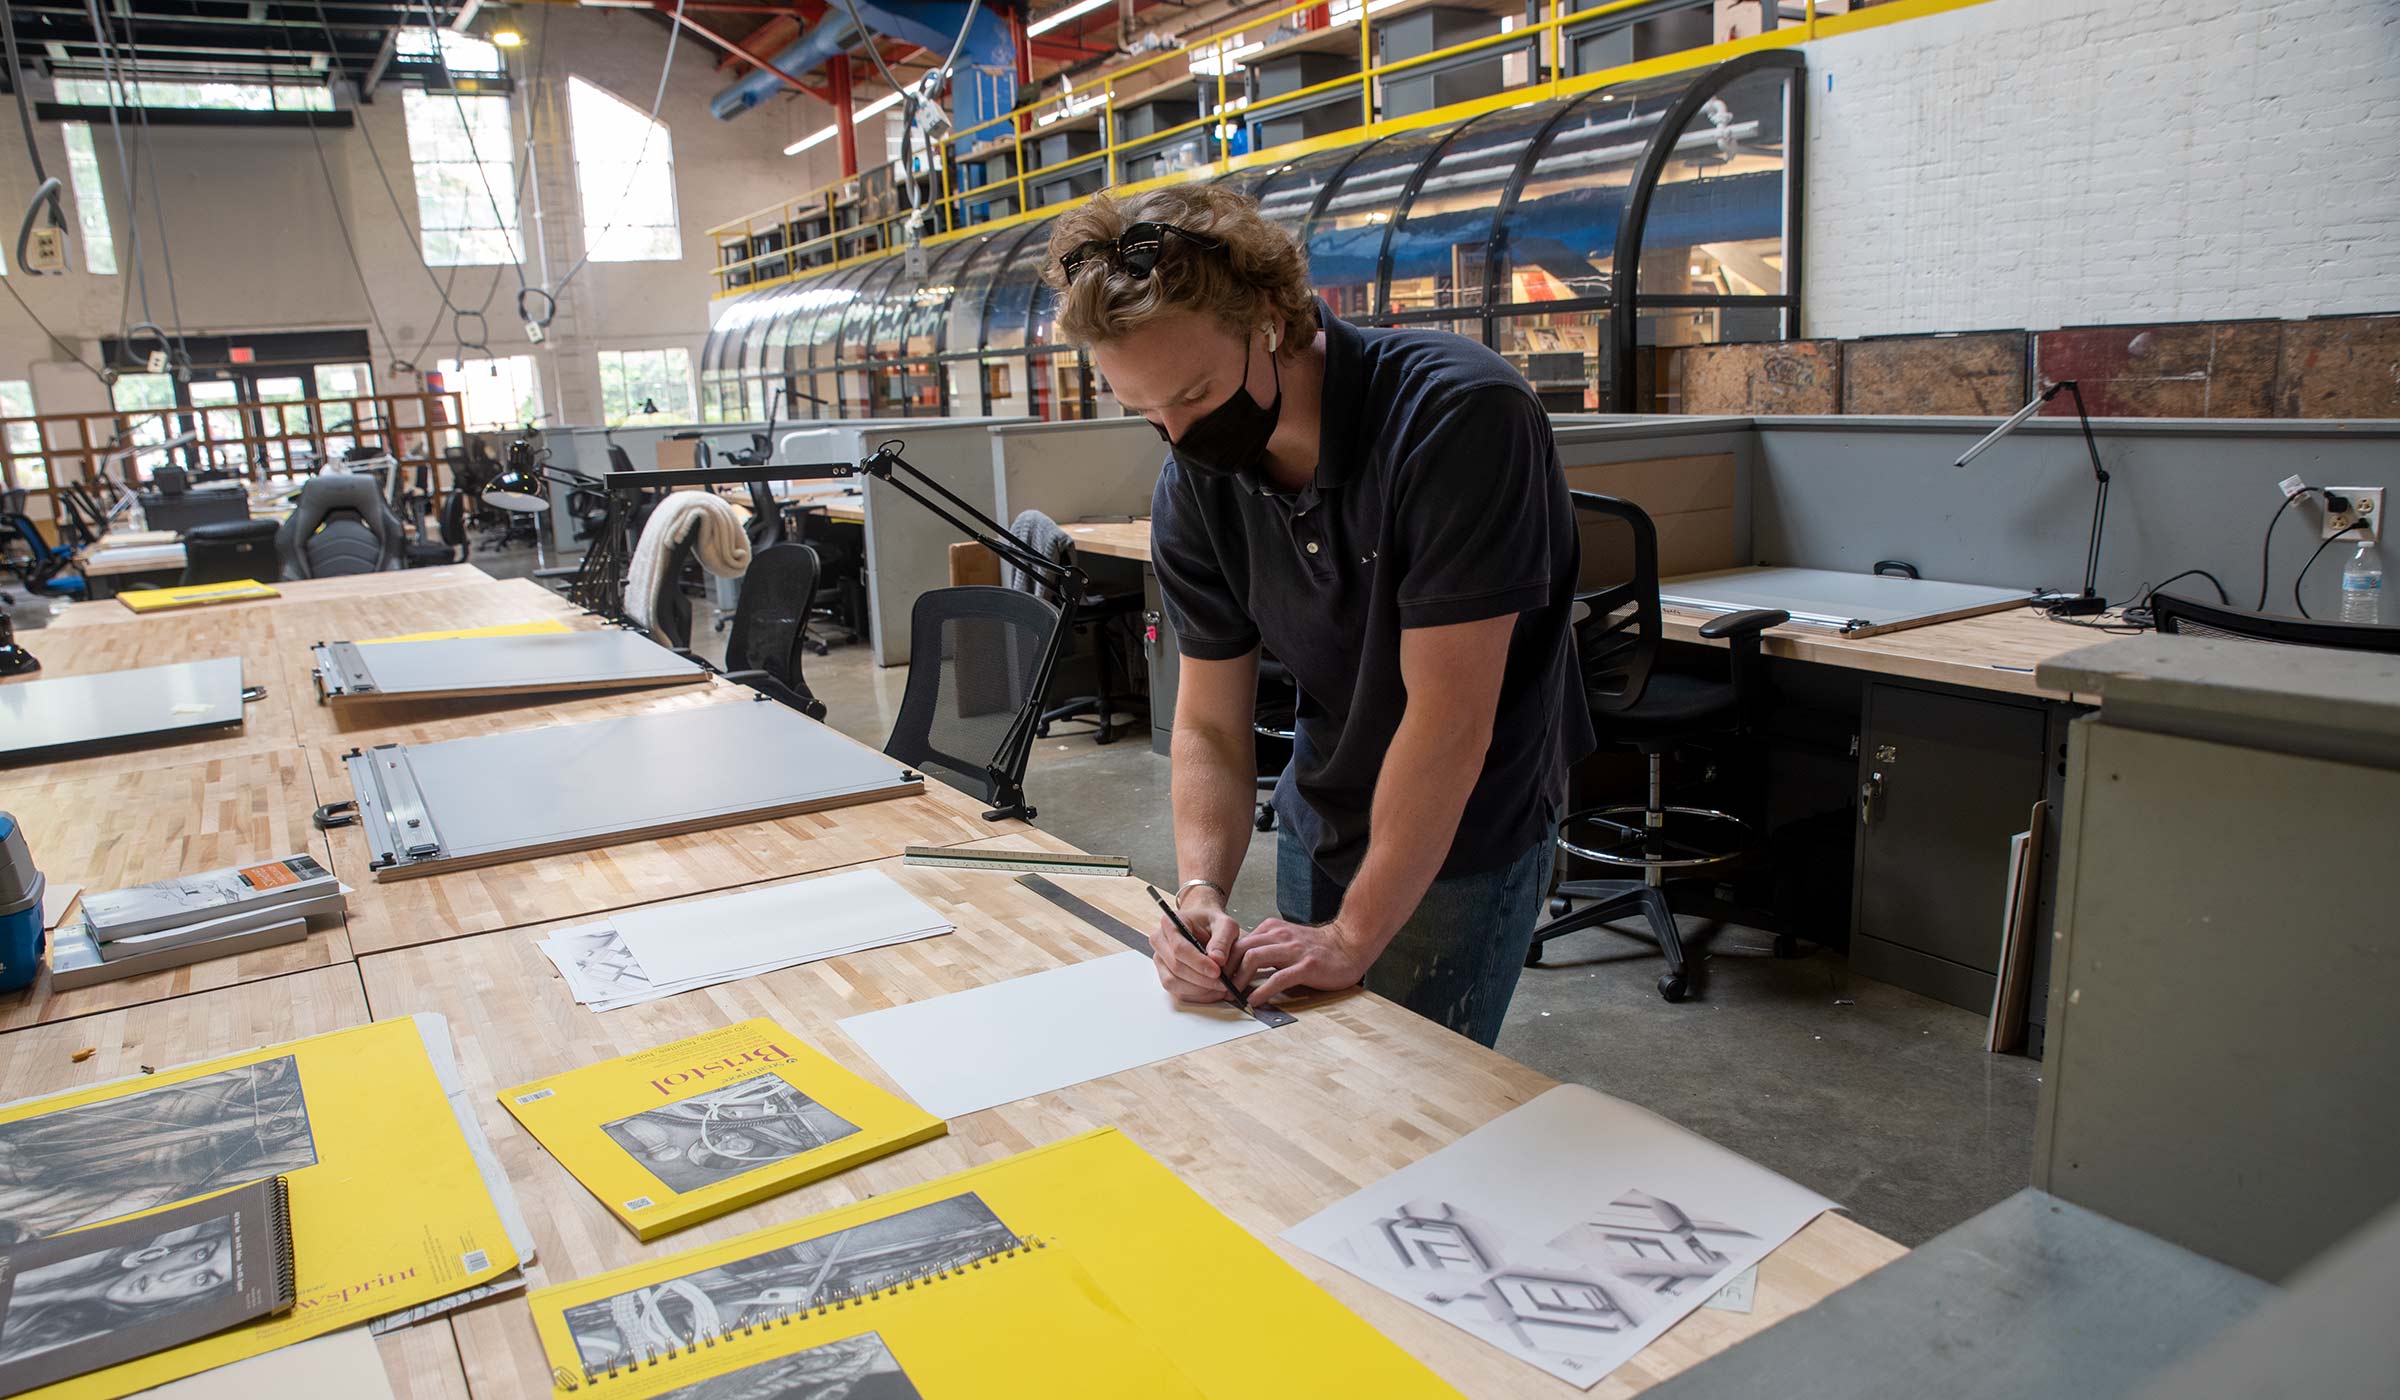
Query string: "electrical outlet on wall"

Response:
xmin=2325 ymin=487 xmax=2384 ymax=541
xmin=24 ymin=227 xmax=65 ymax=273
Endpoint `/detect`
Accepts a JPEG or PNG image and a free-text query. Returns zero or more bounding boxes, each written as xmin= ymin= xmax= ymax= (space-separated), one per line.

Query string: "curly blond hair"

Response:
xmin=1042 ymin=186 xmax=1317 ymax=352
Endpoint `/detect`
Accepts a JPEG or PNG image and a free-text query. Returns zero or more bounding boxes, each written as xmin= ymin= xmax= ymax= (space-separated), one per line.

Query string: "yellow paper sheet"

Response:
xmin=358 ymin=619 xmax=573 ymax=644
xmin=577 ymin=1238 xmax=1203 ymax=1399
xmin=0 ymin=1019 xmax=519 ymax=1399
xmin=116 ymin=580 xmax=279 ymax=613
xmin=499 ymin=1019 xmax=945 ymax=1241
xmin=530 ymin=1127 xmax=1460 ymax=1398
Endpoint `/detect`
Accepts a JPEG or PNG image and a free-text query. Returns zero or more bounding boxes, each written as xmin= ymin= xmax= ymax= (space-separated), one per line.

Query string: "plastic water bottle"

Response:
xmin=2341 ymin=539 xmax=2383 ymax=624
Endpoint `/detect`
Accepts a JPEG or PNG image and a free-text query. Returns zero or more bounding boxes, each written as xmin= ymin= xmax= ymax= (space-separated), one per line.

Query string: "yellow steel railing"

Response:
xmin=705 ymin=0 xmax=1989 ymax=298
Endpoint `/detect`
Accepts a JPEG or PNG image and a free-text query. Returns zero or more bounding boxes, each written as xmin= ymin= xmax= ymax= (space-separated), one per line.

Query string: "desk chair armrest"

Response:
xmin=1697 ymin=608 xmax=1791 ymax=641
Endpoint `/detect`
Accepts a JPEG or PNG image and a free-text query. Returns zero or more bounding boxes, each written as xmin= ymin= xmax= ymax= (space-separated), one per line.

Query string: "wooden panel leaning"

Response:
xmin=0 ymin=748 xmax=355 ymax=1032
xmin=356 ymin=834 xmax=1904 ymax=1400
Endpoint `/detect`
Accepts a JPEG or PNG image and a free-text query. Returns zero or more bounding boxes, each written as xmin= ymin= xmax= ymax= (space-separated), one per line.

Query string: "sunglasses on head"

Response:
xmin=1058 ymin=221 xmax=1225 ymax=280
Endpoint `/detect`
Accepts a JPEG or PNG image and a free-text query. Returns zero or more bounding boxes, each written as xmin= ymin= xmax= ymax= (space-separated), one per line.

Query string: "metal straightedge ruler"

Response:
xmin=1015 ymin=874 xmax=1296 ymax=1029
xmin=902 ymin=846 xmax=1130 ymax=877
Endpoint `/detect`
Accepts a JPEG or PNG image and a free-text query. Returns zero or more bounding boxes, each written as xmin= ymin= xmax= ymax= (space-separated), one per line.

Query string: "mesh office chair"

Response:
xmin=1526 ymin=492 xmax=1790 ymax=1002
xmin=2150 ymin=590 xmax=2400 ymax=652
xmin=277 ymin=474 xmax=406 ymax=578
xmin=884 ymin=585 xmax=1063 ymax=818
xmin=1004 ymin=510 xmax=1148 ymax=745
xmin=178 ymin=519 xmax=282 ymax=585
xmin=713 ymin=544 xmax=827 ymax=719
xmin=1 ymin=505 xmax=85 ymax=600
xmin=406 ymin=491 xmax=472 ymax=569
xmin=1252 ymin=654 xmax=1299 ymax=832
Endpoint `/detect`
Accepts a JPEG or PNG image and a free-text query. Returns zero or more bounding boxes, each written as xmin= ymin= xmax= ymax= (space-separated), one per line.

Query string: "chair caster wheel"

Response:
xmin=1548 ymin=894 xmax=1572 ymax=917
xmin=1034 ymin=722 xmax=1051 ymax=738
xmin=1524 ymin=945 xmax=1545 ymax=969
xmin=1252 ymin=805 xmax=1276 ymax=832
xmin=1773 ymin=934 xmax=1800 ymax=959
xmin=1657 ymin=972 xmax=1691 ymax=1002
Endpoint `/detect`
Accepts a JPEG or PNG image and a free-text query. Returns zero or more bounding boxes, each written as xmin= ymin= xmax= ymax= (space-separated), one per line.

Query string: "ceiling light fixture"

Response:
xmin=1027 ymin=0 xmax=1112 ymax=38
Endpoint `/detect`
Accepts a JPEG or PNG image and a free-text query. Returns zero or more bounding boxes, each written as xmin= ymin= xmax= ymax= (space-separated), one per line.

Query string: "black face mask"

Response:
xmin=1153 ymin=343 xmax=1281 ymax=481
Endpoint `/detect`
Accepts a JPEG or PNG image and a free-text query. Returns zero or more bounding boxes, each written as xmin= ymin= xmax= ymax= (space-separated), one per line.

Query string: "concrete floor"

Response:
xmin=14 ymin=543 xmax=2041 ymax=1247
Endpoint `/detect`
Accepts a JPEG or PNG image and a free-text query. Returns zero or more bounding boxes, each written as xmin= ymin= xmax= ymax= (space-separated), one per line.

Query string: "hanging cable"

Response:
xmin=533 ymin=0 xmax=687 ymax=319
xmin=0 ymin=0 xmax=70 ymax=267
xmin=113 ymin=5 xmax=192 ymax=358
xmin=79 ymin=0 xmax=165 ymax=375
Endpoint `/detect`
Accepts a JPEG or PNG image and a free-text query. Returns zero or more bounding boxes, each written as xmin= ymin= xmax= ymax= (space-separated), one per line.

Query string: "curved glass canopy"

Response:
xmin=699 ymin=52 xmax=1800 ymax=420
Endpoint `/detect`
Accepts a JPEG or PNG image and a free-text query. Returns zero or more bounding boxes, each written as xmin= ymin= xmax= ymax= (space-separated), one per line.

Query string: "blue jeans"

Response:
xmin=1276 ymin=821 xmax=1557 ymax=1048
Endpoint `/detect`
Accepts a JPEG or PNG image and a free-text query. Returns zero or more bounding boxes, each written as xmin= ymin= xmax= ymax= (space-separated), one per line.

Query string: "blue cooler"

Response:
xmin=0 ymin=813 xmax=44 ymax=993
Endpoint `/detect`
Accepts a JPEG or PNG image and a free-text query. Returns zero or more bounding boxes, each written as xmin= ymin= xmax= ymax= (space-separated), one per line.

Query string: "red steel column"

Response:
xmin=830 ymin=57 xmax=859 ymax=177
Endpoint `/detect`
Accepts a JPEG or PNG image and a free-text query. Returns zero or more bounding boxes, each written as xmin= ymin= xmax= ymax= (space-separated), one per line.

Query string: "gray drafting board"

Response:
xmin=311 ymin=630 xmax=708 ymax=706
xmin=0 ymin=657 xmax=251 ymax=763
xmin=341 ymin=700 xmax=924 ymax=881
xmin=1659 ymin=566 xmax=2035 ymax=638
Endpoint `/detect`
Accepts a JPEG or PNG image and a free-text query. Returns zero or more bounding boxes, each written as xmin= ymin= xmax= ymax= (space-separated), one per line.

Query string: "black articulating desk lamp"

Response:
xmin=852 ymin=438 xmax=1086 ymax=822
xmin=547 ymin=437 xmax=1082 ymax=821
xmin=1954 ymin=379 xmax=2113 ymax=617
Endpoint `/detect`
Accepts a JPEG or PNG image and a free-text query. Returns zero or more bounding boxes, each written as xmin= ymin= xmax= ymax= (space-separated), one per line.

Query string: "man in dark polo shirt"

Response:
xmin=1042 ymin=185 xmax=1591 ymax=1047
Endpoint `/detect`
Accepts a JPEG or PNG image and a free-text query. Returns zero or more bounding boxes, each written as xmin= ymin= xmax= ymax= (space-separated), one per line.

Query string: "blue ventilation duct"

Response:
xmin=710 ymin=0 xmax=1015 ymax=133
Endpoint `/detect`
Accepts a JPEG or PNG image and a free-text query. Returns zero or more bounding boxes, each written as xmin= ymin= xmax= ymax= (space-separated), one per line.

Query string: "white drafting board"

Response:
xmin=343 ymin=701 xmax=923 ymax=881
xmin=0 ymin=656 xmax=248 ymax=763
xmin=837 ymin=950 xmax=1273 ymax=1120
xmin=312 ymin=630 xmax=708 ymax=706
xmin=1285 ymin=1084 xmax=1836 ymax=1389
xmin=1659 ymin=566 xmax=2034 ymax=638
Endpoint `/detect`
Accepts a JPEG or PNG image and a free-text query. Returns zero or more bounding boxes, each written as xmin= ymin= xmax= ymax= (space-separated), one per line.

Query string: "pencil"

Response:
xmin=1145 ymin=885 xmax=1250 ymax=1008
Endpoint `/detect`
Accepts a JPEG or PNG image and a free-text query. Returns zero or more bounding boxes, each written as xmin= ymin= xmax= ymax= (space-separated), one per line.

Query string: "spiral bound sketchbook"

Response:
xmin=0 ymin=1177 xmax=296 ymax=1399
xmin=499 ymin=1020 xmax=946 ymax=1241
xmin=547 ymin=1235 xmax=1204 ymax=1399
xmin=531 ymin=1127 xmax=1465 ymax=1399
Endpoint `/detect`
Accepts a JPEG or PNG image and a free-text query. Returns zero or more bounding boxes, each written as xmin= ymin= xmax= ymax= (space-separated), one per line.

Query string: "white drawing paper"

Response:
xmin=1284 ymin=1084 xmax=1835 ymax=1389
xmin=609 ymin=869 xmax=952 ymax=989
xmin=836 ymin=950 xmax=1271 ymax=1120
xmin=39 ymin=884 xmax=78 ymax=931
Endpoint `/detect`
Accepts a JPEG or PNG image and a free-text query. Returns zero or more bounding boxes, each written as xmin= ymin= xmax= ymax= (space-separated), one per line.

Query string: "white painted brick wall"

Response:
xmin=1799 ymin=0 xmax=2400 ymax=338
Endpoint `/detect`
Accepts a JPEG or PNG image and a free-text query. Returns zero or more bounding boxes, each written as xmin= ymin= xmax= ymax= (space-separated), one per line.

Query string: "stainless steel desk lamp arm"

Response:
xmin=1956 ymin=379 xmax=2112 ymax=615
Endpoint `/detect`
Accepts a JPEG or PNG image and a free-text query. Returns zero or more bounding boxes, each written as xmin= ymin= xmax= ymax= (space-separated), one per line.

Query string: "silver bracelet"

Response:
xmin=1174 ymin=878 xmax=1227 ymax=906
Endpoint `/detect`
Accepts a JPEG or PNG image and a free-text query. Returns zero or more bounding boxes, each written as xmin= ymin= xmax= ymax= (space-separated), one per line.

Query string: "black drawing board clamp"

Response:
xmin=332 ymin=700 xmax=925 ymax=881
xmin=0 ymin=656 xmax=263 ymax=763
xmin=1016 ymin=873 xmax=1297 ymax=1029
xmin=311 ymin=630 xmax=709 ymax=706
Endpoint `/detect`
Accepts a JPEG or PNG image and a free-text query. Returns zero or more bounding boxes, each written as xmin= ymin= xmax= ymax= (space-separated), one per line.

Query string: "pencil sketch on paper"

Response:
xmin=1347 ymin=1190 xmax=1756 ymax=1379
xmin=560 ymin=1193 xmax=1015 ymax=1370
xmin=648 ymin=1332 xmax=922 ymax=1400
xmin=0 ymin=1211 xmax=242 ymax=1372
xmin=0 ymin=1058 xmax=318 ymax=1243
xmin=601 ymin=1072 xmax=863 ymax=1194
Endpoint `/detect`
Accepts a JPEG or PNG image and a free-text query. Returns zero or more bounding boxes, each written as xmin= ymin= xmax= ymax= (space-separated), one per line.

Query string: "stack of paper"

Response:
xmin=54 ymin=856 xmax=351 ymax=990
xmin=537 ymin=869 xmax=954 ymax=1012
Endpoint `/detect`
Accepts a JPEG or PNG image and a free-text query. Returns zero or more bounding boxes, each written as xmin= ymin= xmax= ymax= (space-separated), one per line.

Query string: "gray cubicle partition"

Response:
xmin=1747 ymin=417 xmax=2400 ymax=617
xmin=988 ymin=419 xmax=1165 ymax=525
xmin=776 ymin=418 xmax=1029 ymax=666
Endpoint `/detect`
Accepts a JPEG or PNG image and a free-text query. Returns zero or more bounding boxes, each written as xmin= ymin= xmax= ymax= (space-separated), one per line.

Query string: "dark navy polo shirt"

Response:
xmin=1150 ymin=307 xmax=1595 ymax=885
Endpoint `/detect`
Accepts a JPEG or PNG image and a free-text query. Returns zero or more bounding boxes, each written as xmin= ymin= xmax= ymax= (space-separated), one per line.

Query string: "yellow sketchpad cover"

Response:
xmin=0 ymin=1019 xmax=519 ymax=1399
xmin=554 ymin=1236 xmax=1204 ymax=1399
xmin=116 ymin=580 xmax=279 ymax=613
xmin=529 ymin=1126 xmax=1462 ymax=1399
xmin=360 ymin=618 xmax=574 ymax=644
xmin=499 ymin=1019 xmax=946 ymax=1242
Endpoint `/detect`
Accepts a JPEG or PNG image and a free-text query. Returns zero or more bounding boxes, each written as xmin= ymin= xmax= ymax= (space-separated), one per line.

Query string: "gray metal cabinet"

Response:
xmin=1851 ymin=681 xmax=2050 ymax=1013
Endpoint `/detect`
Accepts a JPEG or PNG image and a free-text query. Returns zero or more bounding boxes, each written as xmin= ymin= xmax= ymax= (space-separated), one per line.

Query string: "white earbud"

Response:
xmin=1266 ymin=327 xmax=1279 ymax=354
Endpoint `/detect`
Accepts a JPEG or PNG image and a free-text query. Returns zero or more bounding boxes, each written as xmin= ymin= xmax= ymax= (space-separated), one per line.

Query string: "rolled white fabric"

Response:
xmin=624 ymin=491 xmax=753 ymax=629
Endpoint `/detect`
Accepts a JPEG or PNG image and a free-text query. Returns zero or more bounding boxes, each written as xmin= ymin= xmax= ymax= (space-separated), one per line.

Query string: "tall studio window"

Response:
xmin=436 ymin=355 xmax=543 ymax=432
xmin=60 ymin=122 xmax=115 ymax=274
xmin=597 ymin=348 xmax=695 ymax=426
xmin=0 ymin=380 xmax=44 ymax=491
xmin=401 ymin=31 xmax=521 ymax=266
xmin=568 ymin=77 xmax=681 ymax=262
